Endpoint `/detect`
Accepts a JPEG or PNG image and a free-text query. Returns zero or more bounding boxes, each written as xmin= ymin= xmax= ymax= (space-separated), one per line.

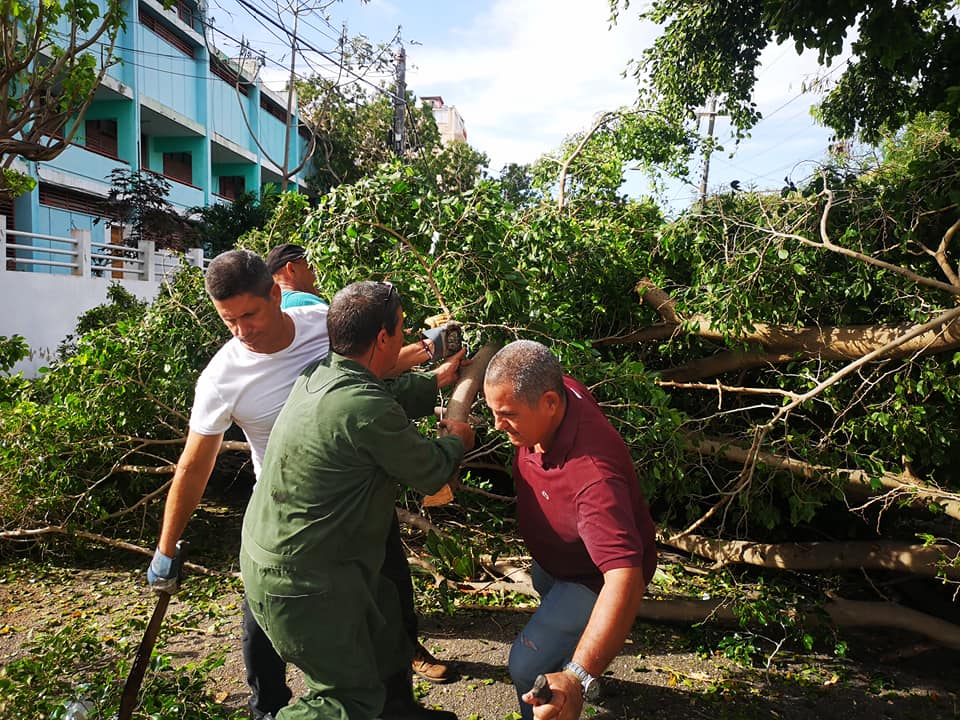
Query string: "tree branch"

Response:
xmin=690 ymin=435 xmax=960 ymax=522
xmin=919 ymin=215 xmax=960 ymax=287
xmin=660 ymin=531 xmax=960 ymax=580
xmin=557 ymin=111 xmax=617 ymax=211
xmin=0 ymin=525 xmax=223 ymax=576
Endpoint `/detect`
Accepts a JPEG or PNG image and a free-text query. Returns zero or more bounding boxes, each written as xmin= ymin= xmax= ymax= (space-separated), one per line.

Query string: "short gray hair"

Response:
xmin=485 ymin=340 xmax=564 ymax=406
xmin=205 ymin=249 xmax=273 ymax=301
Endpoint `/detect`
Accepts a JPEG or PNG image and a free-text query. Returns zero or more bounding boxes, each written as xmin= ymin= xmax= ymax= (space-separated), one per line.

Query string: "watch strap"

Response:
xmin=562 ymin=660 xmax=596 ymax=697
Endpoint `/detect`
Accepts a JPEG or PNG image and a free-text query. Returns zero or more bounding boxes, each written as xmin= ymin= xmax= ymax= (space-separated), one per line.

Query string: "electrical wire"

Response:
xmin=230 ymin=0 xmax=405 ymax=104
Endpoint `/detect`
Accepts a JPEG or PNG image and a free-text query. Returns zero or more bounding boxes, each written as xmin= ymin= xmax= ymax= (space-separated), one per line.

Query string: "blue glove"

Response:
xmin=147 ymin=546 xmax=183 ymax=595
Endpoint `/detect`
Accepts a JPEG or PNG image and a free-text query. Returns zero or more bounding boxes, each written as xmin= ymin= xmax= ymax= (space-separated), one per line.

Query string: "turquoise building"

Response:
xmin=2 ymin=0 xmax=311 ymax=257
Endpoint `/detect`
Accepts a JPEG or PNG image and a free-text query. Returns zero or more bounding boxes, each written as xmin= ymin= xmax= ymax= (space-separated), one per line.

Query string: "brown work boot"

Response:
xmin=411 ymin=642 xmax=455 ymax=683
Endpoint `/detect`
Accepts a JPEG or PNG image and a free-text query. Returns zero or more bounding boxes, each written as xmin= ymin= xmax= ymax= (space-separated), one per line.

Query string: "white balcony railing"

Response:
xmin=0 ymin=216 xmax=205 ymax=281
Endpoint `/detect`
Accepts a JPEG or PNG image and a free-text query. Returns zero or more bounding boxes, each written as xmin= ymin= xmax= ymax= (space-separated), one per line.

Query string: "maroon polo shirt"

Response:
xmin=513 ymin=376 xmax=657 ymax=594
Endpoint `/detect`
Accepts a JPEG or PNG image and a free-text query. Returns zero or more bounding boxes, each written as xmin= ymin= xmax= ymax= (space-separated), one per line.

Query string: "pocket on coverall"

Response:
xmin=263 ymin=576 xmax=375 ymax=684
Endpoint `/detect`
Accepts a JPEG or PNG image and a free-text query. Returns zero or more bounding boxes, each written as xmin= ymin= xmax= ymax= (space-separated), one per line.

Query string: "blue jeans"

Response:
xmin=508 ymin=562 xmax=598 ymax=720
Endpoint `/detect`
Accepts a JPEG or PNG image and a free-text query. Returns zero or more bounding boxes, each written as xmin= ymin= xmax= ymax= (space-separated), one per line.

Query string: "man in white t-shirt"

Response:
xmin=147 ymin=249 xmax=328 ymax=719
xmin=147 ymin=250 xmax=453 ymax=717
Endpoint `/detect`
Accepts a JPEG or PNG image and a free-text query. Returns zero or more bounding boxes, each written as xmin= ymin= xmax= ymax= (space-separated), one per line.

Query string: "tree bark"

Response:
xmin=455 ymin=570 xmax=960 ymax=651
xmin=424 ymin=343 xmax=501 ymax=507
xmin=690 ymin=436 xmax=960 ymax=521
xmin=634 ymin=596 xmax=960 ymax=651
xmin=661 ymin=531 xmax=960 ymax=580
xmin=595 ymin=279 xmax=960 ymax=381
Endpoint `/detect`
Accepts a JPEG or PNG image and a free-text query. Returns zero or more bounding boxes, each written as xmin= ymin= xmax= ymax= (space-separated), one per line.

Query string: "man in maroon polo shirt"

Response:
xmin=483 ymin=340 xmax=657 ymax=720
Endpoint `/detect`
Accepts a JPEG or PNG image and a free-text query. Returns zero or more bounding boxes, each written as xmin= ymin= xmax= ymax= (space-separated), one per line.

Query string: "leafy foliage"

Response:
xmin=0 ymin=560 xmax=243 ymax=720
xmin=77 ymin=284 xmax=148 ymax=335
xmin=2 ymin=110 xmax=958 ymax=562
xmin=611 ymin=0 xmax=960 ymax=142
xmin=189 ymin=189 xmax=280 ymax=258
xmin=0 ymin=617 xmax=237 ymax=720
xmin=0 ymin=334 xmax=28 ymax=374
xmin=631 ymin=116 xmax=960 ymax=531
xmin=0 ymin=334 xmax=29 ymax=406
xmin=98 ymin=169 xmax=195 ymax=251
xmin=0 ymin=267 xmax=225 ymax=532
xmin=297 ymin=77 xmax=488 ymax=197
xmin=0 ymin=0 xmax=128 ymax=197
xmin=531 ymin=107 xmax=697 ymax=204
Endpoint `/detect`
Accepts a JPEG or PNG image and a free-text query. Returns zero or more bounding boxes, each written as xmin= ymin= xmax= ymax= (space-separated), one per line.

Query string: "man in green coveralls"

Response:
xmin=240 ymin=280 xmax=474 ymax=720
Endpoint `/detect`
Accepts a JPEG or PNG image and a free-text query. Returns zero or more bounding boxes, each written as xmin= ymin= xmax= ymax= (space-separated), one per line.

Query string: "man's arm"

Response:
xmin=525 ymin=566 xmax=647 ymax=720
xmin=391 ymin=341 xmax=433 ymax=375
xmin=156 ymin=430 xmax=223 ymax=557
xmin=385 ymin=349 xmax=468 ymax=419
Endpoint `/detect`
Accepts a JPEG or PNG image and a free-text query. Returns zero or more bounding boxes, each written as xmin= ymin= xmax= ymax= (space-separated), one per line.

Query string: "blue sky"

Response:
xmin=211 ymin=0 xmax=840 ymax=211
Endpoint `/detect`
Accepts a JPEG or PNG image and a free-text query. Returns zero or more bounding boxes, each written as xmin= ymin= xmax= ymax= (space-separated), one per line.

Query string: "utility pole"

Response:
xmin=697 ymin=96 xmax=717 ymax=203
xmin=280 ymin=6 xmax=300 ymax=192
xmin=392 ymin=46 xmax=406 ymax=157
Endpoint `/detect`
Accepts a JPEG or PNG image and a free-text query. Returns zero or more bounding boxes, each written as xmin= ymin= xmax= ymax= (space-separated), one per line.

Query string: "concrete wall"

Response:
xmin=0 ymin=271 xmax=164 ymax=377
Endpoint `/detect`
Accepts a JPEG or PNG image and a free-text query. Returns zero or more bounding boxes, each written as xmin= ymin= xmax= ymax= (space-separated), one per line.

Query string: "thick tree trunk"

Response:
xmin=690 ymin=436 xmax=960 ymax=521
xmin=454 ymin=558 xmax=960 ymax=651
xmin=595 ymin=280 xmax=960 ymax=381
xmin=661 ymin=531 xmax=960 ymax=580
xmin=424 ymin=343 xmax=501 ymax=507
xmin=635 ymin=596 xmax=960 ymax=651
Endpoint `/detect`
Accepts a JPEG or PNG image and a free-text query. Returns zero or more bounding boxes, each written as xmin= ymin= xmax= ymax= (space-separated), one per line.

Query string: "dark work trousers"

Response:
xmin=381 ymin=511 xmax=419 ymax=645
xmin=241 ymin=513 xmax=417 ymax=718
xmin=242 ymin=595 xmax=292 ymax=718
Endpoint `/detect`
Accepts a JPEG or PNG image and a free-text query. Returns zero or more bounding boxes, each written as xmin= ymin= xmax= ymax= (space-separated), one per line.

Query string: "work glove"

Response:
xmin=147 ymin=541 xmax=187 ymax=595
xmin=420 ymin=323 xmax=464 ymax=364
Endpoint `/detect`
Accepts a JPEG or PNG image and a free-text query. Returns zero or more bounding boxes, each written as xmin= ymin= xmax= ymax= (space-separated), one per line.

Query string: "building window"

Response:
xmin=211 ymin=59 xmax=250 ymax=96
xmin=260 ymin=95 xmax=288 ymax=124
xmin=175 ymin=0 xmax=197 ymax=30
xmin=84 ymin=118 xmax=119 ymax=157
xmin=139 ymin=9 xmax=195 ymax=57
xmin=163 ymin=152 xmax=193 ymax=184
xmin=39 ymin=184 xmax=105 ymax=215
xmin=1 ymin=195 xmax=14 ymax=269
xmin=218 ymin=175 xmax=245 ymax=200
xmin=0 ymin=195 xmax=13 ymax=228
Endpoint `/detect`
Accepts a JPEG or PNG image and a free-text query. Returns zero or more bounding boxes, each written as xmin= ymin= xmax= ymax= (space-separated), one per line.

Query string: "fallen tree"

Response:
xmin=660 ymin=532 xmax=960 ymax=581
xmin=635 ymin=595 xmax=960 ymax=652
xmin=3 ymin=121 xmax=960 ymax=667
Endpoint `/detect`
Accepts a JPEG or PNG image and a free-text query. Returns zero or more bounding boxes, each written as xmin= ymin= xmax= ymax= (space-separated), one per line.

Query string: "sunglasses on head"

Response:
xmin=377 ymin=280 xmax=397 ymax=304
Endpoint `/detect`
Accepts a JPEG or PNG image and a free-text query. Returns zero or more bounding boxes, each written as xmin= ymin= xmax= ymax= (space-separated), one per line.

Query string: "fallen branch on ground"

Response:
xmin=660 ymin=531 xmax=960 ymax=580
xmin=690 ymin=436 xmax=960 ymax=522
xmin=460 ymin=591 xmax=960 ymax=651
xmin=636 ymin=595 xmax=960 ymax=651
xmin=0 ymin=525 xmax=224 ymax=577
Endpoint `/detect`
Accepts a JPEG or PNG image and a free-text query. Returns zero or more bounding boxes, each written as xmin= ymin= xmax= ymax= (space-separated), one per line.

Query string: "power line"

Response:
xmin=231 ymin=0 xmax=405 ymax=104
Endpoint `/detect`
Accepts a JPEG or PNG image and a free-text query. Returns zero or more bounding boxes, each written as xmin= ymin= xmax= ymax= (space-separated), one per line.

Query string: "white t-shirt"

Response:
xmin=189 ymin=304 xmax=329 ymax=478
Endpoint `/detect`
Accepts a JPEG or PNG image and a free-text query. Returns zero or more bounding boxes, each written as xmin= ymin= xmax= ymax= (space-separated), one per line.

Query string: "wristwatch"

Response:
xmin=563 ymin=660 xmax=601 ymax=702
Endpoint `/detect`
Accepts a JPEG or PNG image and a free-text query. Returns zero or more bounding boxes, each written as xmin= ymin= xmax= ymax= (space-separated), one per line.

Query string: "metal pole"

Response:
xmin=698 ymin=96 xmax=717 ymax=203
xmin=393 ymin=47 xmax=406 ymax=156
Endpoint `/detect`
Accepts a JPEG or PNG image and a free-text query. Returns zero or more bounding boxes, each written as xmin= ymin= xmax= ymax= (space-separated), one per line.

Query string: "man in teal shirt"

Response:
xmin=241 ymin=280 xmax=473 ymax=720
xmin=266 ymin=243 xmax=329 ymax=309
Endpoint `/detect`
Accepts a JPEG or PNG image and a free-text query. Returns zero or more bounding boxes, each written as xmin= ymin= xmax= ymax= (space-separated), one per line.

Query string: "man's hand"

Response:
xmin=146 ymin=547 xmax=184 ymax=595
xmin=522 ymin=670 xmax=584 ymax=720
xmin=438 ymin=418 xmax=475 ymax=452
xmin=434 ymin=347 xmax=468 ymax=389
xmin=393 ymin=340 xmax=434 ymax=375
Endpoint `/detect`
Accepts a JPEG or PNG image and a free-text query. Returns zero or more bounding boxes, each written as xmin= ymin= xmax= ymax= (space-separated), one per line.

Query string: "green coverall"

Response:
xmin=240 ymin=354 xmax=463 ymax=720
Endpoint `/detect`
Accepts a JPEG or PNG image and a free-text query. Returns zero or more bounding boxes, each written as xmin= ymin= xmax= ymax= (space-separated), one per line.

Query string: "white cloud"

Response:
xmin=233 ymin=0 xmax=840 ymax=200
xmin=405 ymin=0 xmax=658 ymax=170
